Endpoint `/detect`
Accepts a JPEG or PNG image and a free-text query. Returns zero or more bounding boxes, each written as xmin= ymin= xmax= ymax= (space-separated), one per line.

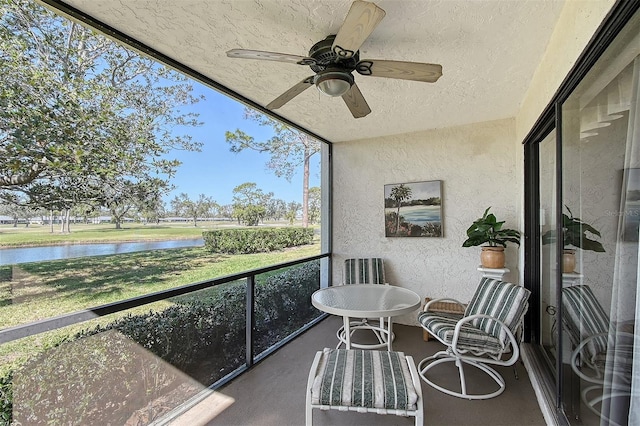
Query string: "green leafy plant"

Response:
xmin=462 ymin=207 xmax=521 ymax=248
xmin=542 ymin=206 xmax=605 ymax=252
xmin=202 ymin=227 xmax=313 ymax=254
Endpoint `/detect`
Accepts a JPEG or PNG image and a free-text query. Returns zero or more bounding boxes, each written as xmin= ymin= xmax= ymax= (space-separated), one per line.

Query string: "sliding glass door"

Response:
xmin=533 ymin=9 xmax=640 ymax=424
xmin=528 ymin=7 xmax=639 ymax=425
xmin=559 ymin=14 xmax=639 ymax=421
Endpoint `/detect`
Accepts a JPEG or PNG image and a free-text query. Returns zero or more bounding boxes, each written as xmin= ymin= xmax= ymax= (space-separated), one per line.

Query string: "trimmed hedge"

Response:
xmin=0 ymin=373 xmax=11 ymax=426
xmin=3 ymin=260 xmax=321 ymax=425
xmin=202 ymin=227 xmax=314 ymax=254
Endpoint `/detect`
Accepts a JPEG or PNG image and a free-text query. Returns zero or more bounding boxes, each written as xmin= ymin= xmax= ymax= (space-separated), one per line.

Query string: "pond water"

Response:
xmin=0 ymin=238 xmax=204 ymax=266
xmin=386 ymin=205 xmax=442 ymax=225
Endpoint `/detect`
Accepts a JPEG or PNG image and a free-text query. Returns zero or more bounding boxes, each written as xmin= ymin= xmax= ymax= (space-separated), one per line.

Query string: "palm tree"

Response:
xmin=390 ymin=184 xmax=412 ymax=234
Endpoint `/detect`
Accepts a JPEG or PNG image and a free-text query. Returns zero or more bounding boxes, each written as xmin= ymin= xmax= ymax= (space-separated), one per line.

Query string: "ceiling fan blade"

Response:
xmin=332 ymin=1 xmax=386 ymax=59
xmin=226 ymin=49 xmax=315 ymax=66
xmin=342 ymin=83 xmax=371 ymax=118
xmin=266 ymin=76 xmax=315 ymax=110
xmin=356 ymin=59 xmax=443 ymax=82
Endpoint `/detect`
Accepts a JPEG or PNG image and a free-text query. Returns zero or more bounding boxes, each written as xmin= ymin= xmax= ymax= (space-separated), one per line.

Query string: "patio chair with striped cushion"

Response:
xmin=417 ymin=277 xmax=531 ymax=399
xmin=343 ymin=257 xmax=386 ymax=285
xmin=305 ymin=348 xmax=423 ymax=425
xmin=562 ymin=285 xmax=633 ymax=420
xmin=336 ymin=258 xmax=393 ymax=348
xmin=562 ymin=285 xmax=610 ymax=375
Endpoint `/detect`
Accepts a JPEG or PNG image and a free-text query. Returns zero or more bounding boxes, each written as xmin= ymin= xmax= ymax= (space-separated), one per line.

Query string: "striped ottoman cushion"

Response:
xmin=418 ymin=312 xmax=503 ymax=353
xmin=310 ymin=348 xmax=418 ymax=410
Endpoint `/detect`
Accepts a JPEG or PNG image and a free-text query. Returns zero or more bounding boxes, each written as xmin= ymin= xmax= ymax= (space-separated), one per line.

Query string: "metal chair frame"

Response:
xmin=417 ymin=279 xmax=530 ymax=400
xmin=418 ymin=303 xmax=523 ymax=399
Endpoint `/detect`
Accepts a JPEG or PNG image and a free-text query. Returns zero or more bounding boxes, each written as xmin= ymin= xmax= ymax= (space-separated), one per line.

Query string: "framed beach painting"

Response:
xmin=384 ymin=180 xmax=443 ymax=237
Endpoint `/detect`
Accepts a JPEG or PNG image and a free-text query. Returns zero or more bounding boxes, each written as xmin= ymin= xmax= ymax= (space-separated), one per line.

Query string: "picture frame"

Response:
xmin=384 ymin=180 xmax=443 ymax=237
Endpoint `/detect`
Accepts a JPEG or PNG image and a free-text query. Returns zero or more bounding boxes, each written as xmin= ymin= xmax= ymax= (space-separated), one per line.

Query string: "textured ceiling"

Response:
xmin=54 ymin=0 xmax=566 ymax=142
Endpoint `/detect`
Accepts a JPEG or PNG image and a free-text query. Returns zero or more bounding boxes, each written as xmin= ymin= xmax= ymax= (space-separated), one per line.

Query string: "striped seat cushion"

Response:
xmin=562 ymin=285 xmax=609 ymax=364
xmin=344 ymin=258 xmax=386 ymax=284
xmin=464 ymin=278 xmax=530 ymax=344
xmin=310 ymin=348 xmax=418 ymax=411
xmin=418 ymin=312 xmax=503 ymax=353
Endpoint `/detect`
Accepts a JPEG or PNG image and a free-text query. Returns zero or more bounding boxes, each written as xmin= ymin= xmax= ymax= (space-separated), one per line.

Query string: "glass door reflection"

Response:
xmin=539 ymin=130 xmax=559 ymax=374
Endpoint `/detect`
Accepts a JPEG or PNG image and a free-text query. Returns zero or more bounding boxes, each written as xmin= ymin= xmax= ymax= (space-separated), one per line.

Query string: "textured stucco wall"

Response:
xmin=516 ymin=0 xmax=615 ymax=142
xmin=332 ymin=118 xmax=520 ymax=325
xmin=329 ymin=0 xmax=619 ymax=327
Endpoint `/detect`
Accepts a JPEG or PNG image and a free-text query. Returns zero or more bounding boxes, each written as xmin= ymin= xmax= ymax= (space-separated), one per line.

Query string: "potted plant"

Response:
xmin=462 ymin=207 xmax=521 ymax=269
xmin=542 ymin=206 xmax=605 ymax=273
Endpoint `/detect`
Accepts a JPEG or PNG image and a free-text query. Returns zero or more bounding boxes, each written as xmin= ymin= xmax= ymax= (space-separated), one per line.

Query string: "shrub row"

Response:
xmin=4 ymin=260 xmax=321 ymax=425
xmin=0 ymin=373 xmax=11 ymax=426
xmin=202 ymin=227 xmax=314 ymax=254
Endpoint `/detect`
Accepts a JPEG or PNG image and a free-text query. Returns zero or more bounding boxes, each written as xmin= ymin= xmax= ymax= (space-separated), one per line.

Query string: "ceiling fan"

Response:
xmin=226 ymin=0 xmax=442 ymax=118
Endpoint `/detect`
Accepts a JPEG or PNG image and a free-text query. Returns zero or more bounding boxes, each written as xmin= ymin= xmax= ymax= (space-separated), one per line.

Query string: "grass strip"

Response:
xmin=0 ymin=242 xmax=320 ymax=374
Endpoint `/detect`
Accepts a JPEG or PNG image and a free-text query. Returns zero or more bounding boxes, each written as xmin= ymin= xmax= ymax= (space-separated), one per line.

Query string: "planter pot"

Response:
xmin=563 ymin=249 xmax=576 ymax=273
xmin=480 ymin=246 xmax=505 ymax=269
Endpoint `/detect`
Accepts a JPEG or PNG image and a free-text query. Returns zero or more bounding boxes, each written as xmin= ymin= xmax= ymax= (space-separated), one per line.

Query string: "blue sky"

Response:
xmin=164 ymin=81 xmax=321 ymax=207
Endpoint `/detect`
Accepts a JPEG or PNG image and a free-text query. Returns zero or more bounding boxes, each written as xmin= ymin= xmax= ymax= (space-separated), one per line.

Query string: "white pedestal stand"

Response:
xmin=477 ymin=266 xmax=510 ymax=281
xmin=562 ymin=272 xmax=582 ymax=287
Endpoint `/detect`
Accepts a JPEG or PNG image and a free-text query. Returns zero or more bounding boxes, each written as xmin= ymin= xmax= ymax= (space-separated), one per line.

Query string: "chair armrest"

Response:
xmin=571 ymin=332 xmax=608 ymax=384
xmin=424 ymin=298 xmax=466 ymax=312
xmin=570 ymin=331 xmax=635 ymax=385
xmin=307 ymin=350 xmax=324 ymax=405
xmin=451 ymin=314 xmax=520 ymax=365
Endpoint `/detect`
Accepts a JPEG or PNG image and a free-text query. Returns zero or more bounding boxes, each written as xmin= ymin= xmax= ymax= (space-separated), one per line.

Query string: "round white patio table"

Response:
xmin=311 ymin=284 xmax=421 ymax=351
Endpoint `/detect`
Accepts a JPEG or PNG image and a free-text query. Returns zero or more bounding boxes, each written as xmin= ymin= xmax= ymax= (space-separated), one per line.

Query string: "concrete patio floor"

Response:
xmin=175 ymin=315 xmax=546 ymax=426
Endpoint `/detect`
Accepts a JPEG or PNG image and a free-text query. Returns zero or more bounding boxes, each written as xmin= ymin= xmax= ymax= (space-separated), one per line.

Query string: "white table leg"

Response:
xmin=343 ymin=316 xmax=351 ymax=349
xmin=387 ymin=319 xmax=393 ymax=351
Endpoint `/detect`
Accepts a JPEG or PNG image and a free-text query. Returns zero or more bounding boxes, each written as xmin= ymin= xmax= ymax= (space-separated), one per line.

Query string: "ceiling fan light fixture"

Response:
xmin=314 ymin=70 xmax=354 ymax=97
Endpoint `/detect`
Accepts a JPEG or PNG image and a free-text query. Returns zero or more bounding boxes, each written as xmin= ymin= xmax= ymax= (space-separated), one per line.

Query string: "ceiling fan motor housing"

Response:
xmin=309 ymin=35 xmax=359 ymax=73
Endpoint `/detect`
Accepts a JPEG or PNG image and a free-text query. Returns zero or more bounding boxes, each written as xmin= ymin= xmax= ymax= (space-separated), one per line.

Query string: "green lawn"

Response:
xmin=0 ymin=222 xmax=320 ymax=328
xmin=0 ymin=224 xmax=321 ymax=375
xmin=0 ymin=243 xmax=320 ymax=328
xmin=0 ymin=222 xmax=243 ymax=247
